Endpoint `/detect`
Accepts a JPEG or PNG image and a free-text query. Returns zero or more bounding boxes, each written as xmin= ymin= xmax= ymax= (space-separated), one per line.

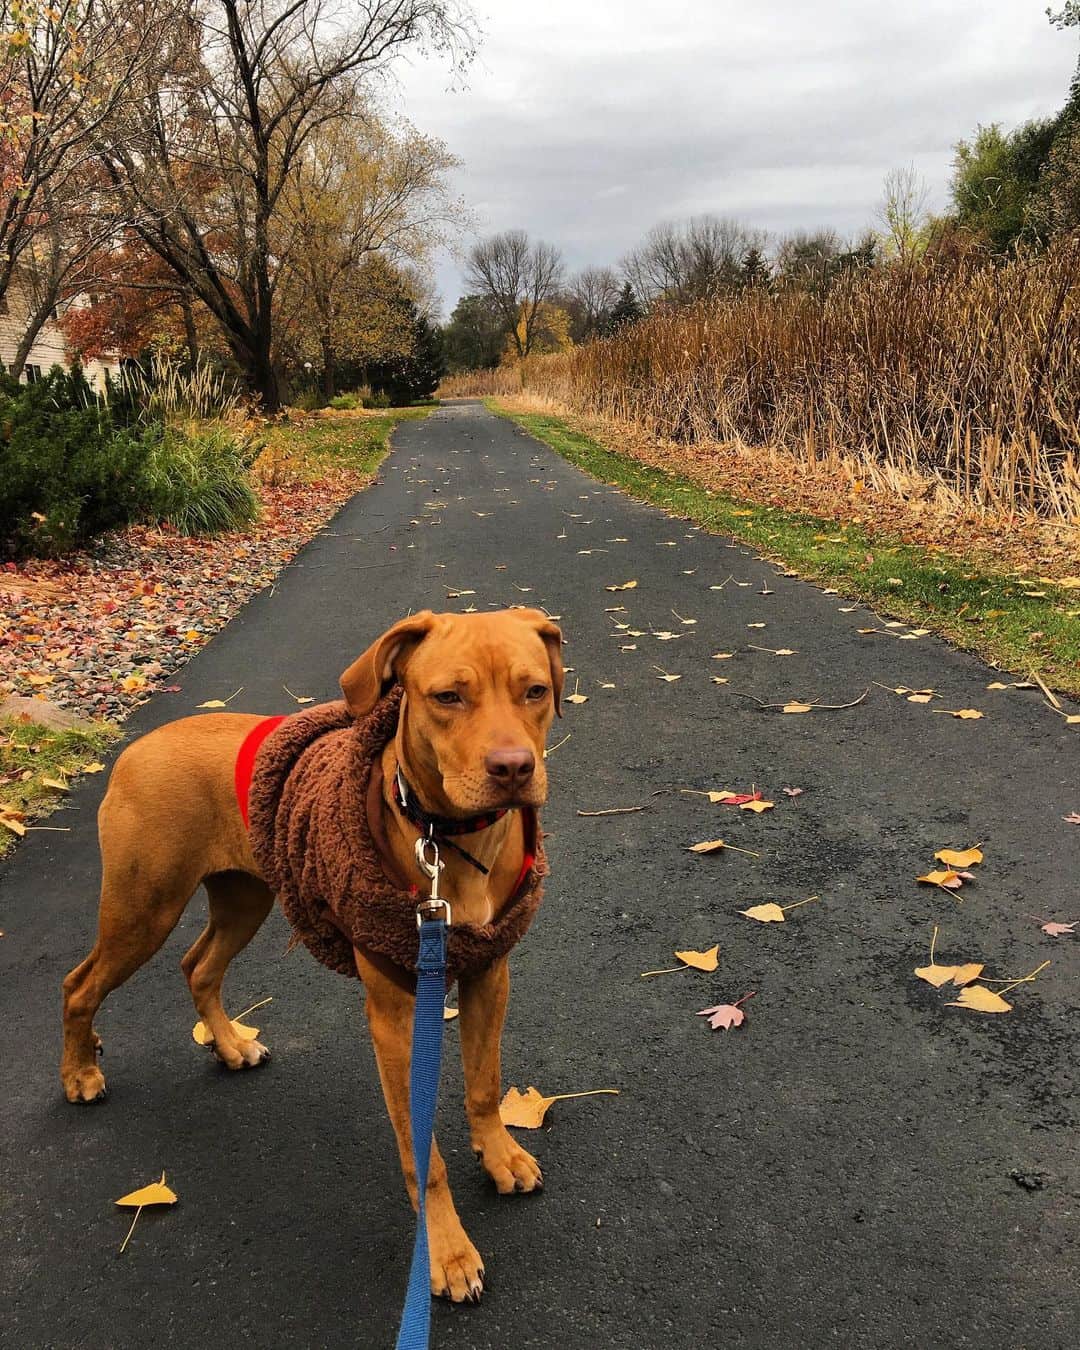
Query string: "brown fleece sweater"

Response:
xmin=246 ymin=686 xmax=547 ymax=980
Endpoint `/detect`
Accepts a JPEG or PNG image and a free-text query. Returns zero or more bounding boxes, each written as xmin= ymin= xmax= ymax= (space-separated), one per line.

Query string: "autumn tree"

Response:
xmin=96 ymin=0 xmax=474 ymax=410
xmin=275 ymin=101 xmax=460 ymax=399
xmin=465 ymin=229 xmax=564 ymax=359
xmin=876 ymin=165 xmax=932 ymax=263
xmin=0 ymin=0 xmax=172 ymax=306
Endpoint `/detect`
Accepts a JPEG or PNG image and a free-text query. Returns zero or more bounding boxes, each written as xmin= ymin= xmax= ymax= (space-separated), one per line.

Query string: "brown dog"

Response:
xmin=61 ymin=608 xmax=563 ymax=1302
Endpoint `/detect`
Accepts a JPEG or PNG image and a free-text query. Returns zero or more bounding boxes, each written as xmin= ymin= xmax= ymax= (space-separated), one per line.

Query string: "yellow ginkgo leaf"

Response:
xmin=917 ymin=869 xmax=963 ymax=888
xmin=950 ymin=963 xmax=984 ymax=986
xmin=739 ymin=903 xmax=786 ymax=923
xmin=740 ymin=895 xmax=818 ymax=924
xmin=81 ymin=762 xmax=106 ymax=774
xmin=605 ymin=580 xmax=638 ymax=592
xmin=564 ymin=692 xmax=589 ymax=704
xmin=934 ymin=845 xmax=984 ymax=868
xmin=500 ymin=1085 xmax=619 ymax=1129
xmin=40 ymin=777 xmax=69 ymax=792
xmin=197 ymin=687 xmax=242 ymax=710
xmin=782 ymin=701 xmax=814 ymax=714
xmin=914 ymin=963 xmax=959 ymax=987
xmin=740 ymin=798 xmax=774 ymax=812
xmin=933 ymin=708 xmax=984 ymax=720
xmin=946 ymin=985 xmax=1012 ymax=1014
xmin=443 ymin=1006 xmax=460 ymax=1022
xmin=674 ymin=944 xmax=720 ymax=971
xmin=192 ymin=1018 xmax=261 ymax=1045
xmin=116 ymin=1172 xmax=178 ymax=1208
xmin=712 ymin=652 xmax=734 ymax=660
xmin=687 ymin=839 xmax=758 ymax=858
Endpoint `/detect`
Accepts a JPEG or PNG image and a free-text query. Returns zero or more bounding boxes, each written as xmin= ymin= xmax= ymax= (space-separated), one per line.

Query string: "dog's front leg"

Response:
xmin=354 ymin=948 xmax=485 ymax=1303
xmin=458 ymin=958 xmax=544 ymax=1194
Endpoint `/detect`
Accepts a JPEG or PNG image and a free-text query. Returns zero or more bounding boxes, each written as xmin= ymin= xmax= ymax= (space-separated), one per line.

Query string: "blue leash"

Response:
xmin=395 ymin=858 xmax=451 ymax=1349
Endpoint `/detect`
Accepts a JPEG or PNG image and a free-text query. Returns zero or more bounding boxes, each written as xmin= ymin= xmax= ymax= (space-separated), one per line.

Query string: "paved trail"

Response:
xmin=2 ymin=401 xmax=1078 ymax=1350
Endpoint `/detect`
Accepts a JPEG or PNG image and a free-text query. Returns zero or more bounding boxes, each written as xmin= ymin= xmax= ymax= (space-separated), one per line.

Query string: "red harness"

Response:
xmin=234 ymin=715 xmax=535 ymax=892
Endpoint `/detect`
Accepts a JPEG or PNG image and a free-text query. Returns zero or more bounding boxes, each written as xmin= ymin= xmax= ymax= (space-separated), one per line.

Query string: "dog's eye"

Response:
xmin=525 ymin=684 xmax=549 ymax=701
xmin=432 ymin=690 xmax=462 ymax=706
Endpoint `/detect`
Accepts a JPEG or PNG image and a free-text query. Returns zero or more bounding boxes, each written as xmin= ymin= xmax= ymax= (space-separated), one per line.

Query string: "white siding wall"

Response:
xmin=0 ymin=285 xmax=120 ymax=391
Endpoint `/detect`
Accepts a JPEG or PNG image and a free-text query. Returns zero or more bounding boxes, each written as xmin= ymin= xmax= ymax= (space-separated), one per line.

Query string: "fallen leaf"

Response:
xmin=654 ymin=669 xmax=682 ymax=682
xmin=782 ymin=701 xmax=814 ymax=714
xmin=1063 ymin=812 xmax=1080 ymax=824
xmin=564 ymin=678 xmax=589 ymax=705
xmin=115 ymin=1170 xmax=179 ymax=1254
xmin=986 ymin=681 xmax=1009 ymax=690
xmin=698 ymin=992 xmax=756 ymax=1031
xmin=946 ymin=985 xmax=1012 ymax=1014
xmin=711 ymin=676 xmax=729 ymax=685
xmin=641 ymin=943 xmax=720 ymax=976
xmin=283 ymin=685 xmax=315 ymax=705
xmin=688 ymin=839 xmax=759 ymax=858
xmin=934 ymin=709 xmax=984 ymax=720
xmin=711 ymin=652 xmax=735 ymax=660
xmin=116 ymin=1172 xmax=179 ymax=1209
xmin=917 ymin=869 xmax=966 ymax=890
xmin=781 ymin=786 xmax=804 ymax=797
xmin=499 ymin=1085 xmax=619 ymax=1129
xmin=81 ymin=762 xmax=106 ymax=774
xmin=197 ymin=687 xmax=243 ymax=710
xmin=443 ymin=1006 xmax=460 ymax=1021
xmin=40 ymin=777 xmax=69 ymax=792
xmin=740 ymin=798 xmax=775 ymax=812
xmin=1030 ymin=917 xmax=1077 ymax=936
xmin=192 ymin=1018 xmax=261 ymax=1045
xmin=739 ymin=895 xmax=818 ymax=923
xmin=934 ymin=845 xmax=984 ymax=869
xmin=605 ymin=580 xmax=638 ymax=592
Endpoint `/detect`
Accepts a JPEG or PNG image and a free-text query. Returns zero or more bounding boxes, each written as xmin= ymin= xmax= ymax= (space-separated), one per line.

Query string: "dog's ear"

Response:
xmin=340 ymin=611 xmax=436 ymax=718
xmin=517 ymin=609 xmax=564 ymax=717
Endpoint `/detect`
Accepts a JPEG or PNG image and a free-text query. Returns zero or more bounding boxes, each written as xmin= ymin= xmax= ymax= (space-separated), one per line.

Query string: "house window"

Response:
xmin=24 ymin=365 xmax=42 ymax=383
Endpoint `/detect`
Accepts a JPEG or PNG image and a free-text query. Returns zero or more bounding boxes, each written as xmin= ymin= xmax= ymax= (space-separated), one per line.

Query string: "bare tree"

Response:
xmin=465 ymin=229 xmax=564 ymax=358
xmin=569 ymin=265 xmax=621 ymax=339
xmin=877 ymin=165 xmax=932 ymax=263
xmin=622 ymin=215 xmax=766 ymax=306
xmin=96 ymin=0 xmax=474 ymax=410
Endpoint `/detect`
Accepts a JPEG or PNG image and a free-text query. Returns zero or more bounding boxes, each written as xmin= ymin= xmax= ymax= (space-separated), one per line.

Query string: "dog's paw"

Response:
xmin=474 ymin=1128 xmax=543 ymax=1195
xmin=211 ymin=1037 xmax=270 ymax=1071
xmin=429 ymin=1228 xmax=485 ymax=1303
xmin=63 ymin=1064 xmax=107 ymax=1103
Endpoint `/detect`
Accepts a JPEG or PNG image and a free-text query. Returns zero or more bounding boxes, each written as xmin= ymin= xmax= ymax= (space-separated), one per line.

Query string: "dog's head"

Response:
xmin=340 ymin=608 xmax=563 ymax=815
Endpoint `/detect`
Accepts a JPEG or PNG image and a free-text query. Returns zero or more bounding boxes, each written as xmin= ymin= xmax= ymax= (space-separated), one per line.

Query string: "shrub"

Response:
xmin=0 ymin=366 xmax=153 ymax=558
xmin=143 ymin=421 xmax=261 ymax=535
xmin=361 ymin=391 xmax=391 ymax=409
xmin=329 ymin=392 xmax=361 ymax=410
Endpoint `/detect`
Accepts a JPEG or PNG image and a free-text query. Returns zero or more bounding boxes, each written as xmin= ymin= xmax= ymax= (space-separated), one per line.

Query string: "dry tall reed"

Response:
xmin=441 ymin=241 xmax=1080 ymax=520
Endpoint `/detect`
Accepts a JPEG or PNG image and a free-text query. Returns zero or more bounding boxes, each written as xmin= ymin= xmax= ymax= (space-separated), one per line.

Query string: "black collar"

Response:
xmin=391 ymin=768 xmax=511 ymax=875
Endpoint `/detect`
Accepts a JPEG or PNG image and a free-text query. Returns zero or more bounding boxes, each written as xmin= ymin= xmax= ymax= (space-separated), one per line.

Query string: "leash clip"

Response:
xmin=414 ymin=834 xmax=451 ymax=927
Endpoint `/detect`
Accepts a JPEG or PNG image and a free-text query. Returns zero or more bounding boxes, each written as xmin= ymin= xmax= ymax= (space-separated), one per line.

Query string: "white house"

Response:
xmin=0 ymin=281 xmax=121 ymax=392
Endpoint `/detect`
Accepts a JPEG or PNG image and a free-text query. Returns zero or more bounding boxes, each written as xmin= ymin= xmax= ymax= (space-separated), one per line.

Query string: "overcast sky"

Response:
xmin=389 ymin=0 xmax=1079 ymax=314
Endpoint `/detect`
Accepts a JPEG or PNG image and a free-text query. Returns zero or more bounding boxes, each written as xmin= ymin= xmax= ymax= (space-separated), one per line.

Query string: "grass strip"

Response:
xmin=0 ymin=719 xmax=120 ymax=859
xmin=489 ymin=399 xmax=1080 ymax=697
xmin=260 ymin=407 xmax=430 ymax=482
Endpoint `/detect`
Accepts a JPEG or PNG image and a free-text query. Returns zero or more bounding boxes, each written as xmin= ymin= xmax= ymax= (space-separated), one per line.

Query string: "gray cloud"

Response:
xmin=390 ymin=0 xmax=1078 ymax=311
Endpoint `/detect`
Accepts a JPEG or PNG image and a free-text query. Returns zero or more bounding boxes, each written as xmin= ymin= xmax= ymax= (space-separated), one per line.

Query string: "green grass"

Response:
xmin=0 ymin=719 xmax=120 ymax=858
xmin=259 ymin=406 xmax=430 ymax=483
xmin=489 ymin=399 xmax=1080 ymax=697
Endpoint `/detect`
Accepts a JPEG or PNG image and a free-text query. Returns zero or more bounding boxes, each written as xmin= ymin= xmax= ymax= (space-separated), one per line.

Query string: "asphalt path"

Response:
xmin=2 ymin=400 xmax=1078 ymax=1350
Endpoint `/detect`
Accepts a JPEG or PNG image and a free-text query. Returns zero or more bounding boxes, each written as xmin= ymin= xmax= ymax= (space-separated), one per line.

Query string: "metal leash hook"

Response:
xmin=414 ymin=834 xmax=452 ymax=927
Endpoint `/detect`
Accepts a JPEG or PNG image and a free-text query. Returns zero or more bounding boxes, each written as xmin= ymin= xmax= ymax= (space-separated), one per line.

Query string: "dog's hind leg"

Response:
xmin=61 ymin=849 xmax=203 ymax=1104
xmin=181 ymin=871 xmax=273 ymax=1071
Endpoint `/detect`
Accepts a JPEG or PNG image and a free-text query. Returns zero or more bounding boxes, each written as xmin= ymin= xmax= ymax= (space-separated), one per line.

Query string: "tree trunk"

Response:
xmin=321 ymin=335 xmax=336 ymax=400
xmin=180 ymin=296 xmax=199 ymax=368
xmin=10 ymin=297 xmax=56 ymax=379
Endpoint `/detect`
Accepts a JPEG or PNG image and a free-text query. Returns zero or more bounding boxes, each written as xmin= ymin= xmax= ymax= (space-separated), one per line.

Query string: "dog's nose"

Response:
xmin=485 ymin=747 xmax=535 ymax=790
